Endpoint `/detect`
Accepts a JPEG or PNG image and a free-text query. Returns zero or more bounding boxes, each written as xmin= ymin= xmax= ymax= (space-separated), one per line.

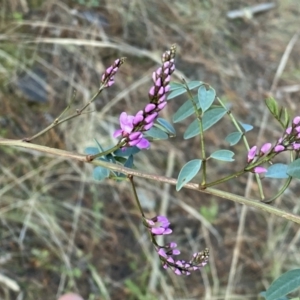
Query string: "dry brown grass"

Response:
xmin=0 ymin=0 xmax=300 ymax=299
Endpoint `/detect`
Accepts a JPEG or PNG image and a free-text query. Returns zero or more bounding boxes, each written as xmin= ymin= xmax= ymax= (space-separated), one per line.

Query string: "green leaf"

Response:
xmin=93 ymin=166 xmax=109 ymax=181
xmin=85 ymin=147 xmax=99 ymax=155
xmin=156 ymin=118 xmax=176 ymax=135
xmin=124 ymin=155 xmax=134 ymax=169
xmin=287 ymin=159 xmax=300 ymax=179
xmin=173 ymin=97 xmax=199 ymax=123
xmin=144 ymin=127 xmax=169 ymax=140
xmin=265 ymin=97 xmax=279 ymax=118
xmin=225 ymin=132 xmax=243 ymax=146
xmin=210 ymin=150 xmax=235 ymax=161
xmin=167 ymin=87 xmax=186 ymax=100
xmin=265 ymin=164 xmax=289 ymax=179
xmin=176 ymin=159 xmax=202 ymax=191
xmin=169 ymin=82 xmax=184 ymax=91
xmin=187 ymin=81 xmax=203 ymax=90
xmin=239 ymin=122 xmax=253 ymax=132
xmin=265 ymin=269 xmax=300 ymax=300
xmin=283 ymin=108 xmax=290 ymax=128
xmin=198 ymin=85 xmax=216 ymax=112
xmin=184 ymin=107 xmax=227 ymax=139
xmin=114 ymin=147 xmax=140 ymax=157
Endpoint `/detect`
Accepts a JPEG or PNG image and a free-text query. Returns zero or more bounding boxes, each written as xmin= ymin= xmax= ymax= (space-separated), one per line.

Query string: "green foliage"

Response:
xmin=176 ymin=159 xmax=202 ymax=191
xmin=197 ymin=85 xmax=216 ymax=112
xmin=210 ymin=150 xmax=235 ymax=162
xmin=184 ymin=106 xmax=227 ymax=139
xmin=225 ymin=132 xmax=243 ymax=145
xmin=287 ymin=159 xmax=300 ymax=179
xmin=262 ymin=269 xmax=300 ymax=300
xmin=265 ymin=164 xmax=289 ymax=179
xmin=265 ymin=97 xmax=290 ymax=128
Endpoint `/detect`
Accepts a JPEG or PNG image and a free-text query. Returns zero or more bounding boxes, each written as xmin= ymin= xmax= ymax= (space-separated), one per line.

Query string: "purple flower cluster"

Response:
xmin=144 ymin=215 xmax=209 ymax=275
xmin=247 ymin=116 xmax=300 ymax=174
xmin=113 ymin=45 xmax=177 ymax=149
xmin=101 ymin=57 xmax=126 ymax=87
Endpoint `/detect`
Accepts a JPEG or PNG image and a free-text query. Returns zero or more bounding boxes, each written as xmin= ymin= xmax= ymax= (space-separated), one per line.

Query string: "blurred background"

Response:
xmin=0 ymin=0 xmax=300 ymax=299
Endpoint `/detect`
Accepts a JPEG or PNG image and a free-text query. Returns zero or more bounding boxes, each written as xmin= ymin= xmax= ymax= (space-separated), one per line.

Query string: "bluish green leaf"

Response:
xmin=85 ymin=147 xmax=99 ymax=155
xmin=210 ymin=150 xmax=235 ymax=162
xmin=198 ymin=85 xmax=216 ymax=112
xmin=173 ymin=97 xmax=199 ymax=123
xmin=124 ymin=155 xmax=134 ymax=169
xmin=260 ymin=292 xmax=289 ymax=300
xmin=169 ymin=82 xmax=184 ymax=91
xmin=176 ymin=159 xmax=202 ymax=191
xmin=265 ymin=269 xmax=300 ymax=300
xmin=93 ymin=166 xmax=109 ymax=181
xmin=94 ymin=138 xmax=104 ymax=152
xmin=184 ymin=107 xmax=227 ymax=139
xmin=265 ymin=164 xmax=289 ymax=179
xmin=114 ymin=147 xmax=140 ymax=157
xmin=239 ymin=122 xmax=253 ymax=132
xmin=225 ymin=132 xmax=243 ymax=146
xmin=144 ymin=127 xmax=169 ymax=140
xmin=167 ymin=87 xmax=186 ymax=100
xmin=187 ymin=81 xmax=203 ymax=90
xmin=156 ymin=118 xmax=176 ymax=135
xmin=287 ymin=159 xmax=300 ymax=179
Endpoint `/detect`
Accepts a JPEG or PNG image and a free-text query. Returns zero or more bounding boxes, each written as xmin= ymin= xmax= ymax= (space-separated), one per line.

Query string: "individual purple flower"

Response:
xmin=113 ymin=112 xmax=134 ymax=138
xmin=144 ymin=215 xmax=172 ymax=235
xmin=253 ymin=166 xmax=267 ymax=174
xmin=248 ymin=146 xmax=257 ymax=162
xmin=260 ymin=143 xmax=272 ymax=155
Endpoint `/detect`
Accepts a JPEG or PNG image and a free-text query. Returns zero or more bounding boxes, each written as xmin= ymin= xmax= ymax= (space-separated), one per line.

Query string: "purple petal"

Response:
xmin=145 ymin=112 xmax=158 ymax=124
xmin=113 ymin=129 xmax=123 ymax=138
xmin=286 ymin=126 xmax=292 ymax=135
xmin=274 ymin=145 xmax=285 ymax=152
xmin=260 ymin=143 xmax=272 ymax=154
xmin=293 ymin=116 xmax=300 ymax=125
xmin=136 ymin=138 xmax=150 ymax=149
xmin=145 ymin=103 xmax=156 ymax=113
xmin=247 ymin=146 xmax=257 ymax=162
xmin=157 ymin=101 xmax=167 ymax=110
xmin=253 ymin=166 xmax=267 ymax=174
xmin=143 ymin=122 xmax=154 ymax=131
xmin=129 ymin=132 xmax=142 ymax=141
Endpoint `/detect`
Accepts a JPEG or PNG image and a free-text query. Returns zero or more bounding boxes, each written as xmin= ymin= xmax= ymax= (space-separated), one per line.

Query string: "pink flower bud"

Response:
xmin=286 ymin=126 xmax=292 ymax=135
xmin=248 ymin=146 xmax=257 ymax=162
xmin=253 ymin=166 xmax=267 ymax=174
xmin=145 ymin=103 xmax=156 ymax=113
xmin=274 ymin=145 xmax=285 ymax=152
xmin=260 ymin=143 xmax=272 ymax=154
xmin=293 ymin=116 xmax=300 ymax=125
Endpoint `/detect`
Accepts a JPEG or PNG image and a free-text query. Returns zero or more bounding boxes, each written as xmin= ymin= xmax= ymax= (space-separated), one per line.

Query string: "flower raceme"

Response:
xmin=247 ymin=115 xmax=300 ymax=174
xmin=144 ymin=215 xmax=209 ymax=275
xmin=113 ymin=45 xmax=177 ymax=149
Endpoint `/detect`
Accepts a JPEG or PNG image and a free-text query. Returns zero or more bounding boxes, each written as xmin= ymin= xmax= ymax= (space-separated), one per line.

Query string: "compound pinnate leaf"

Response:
xmin=210 ymin=150 xmax=235 ymax=162
xmin=93 ymin=166 xmax=109 ymax=181
xmin=287 ymin=159 xmax=300 ymax=179
xmin=176 ymin=159 xmax=202 ymax=191
xmin=265 ymin=269 xmax=300 ymax=300
xmin=265 ymin=164 xmax=289 ymax=179
xmin=198 ymin=85 xmax=216 ymax=112
xmin=156 ymin=118 xmax=176 ymax=135
xmin=225 ymin=132 xmax=243 ymax=146
xmin=184 ymin=107 xmax=227 ymax=139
